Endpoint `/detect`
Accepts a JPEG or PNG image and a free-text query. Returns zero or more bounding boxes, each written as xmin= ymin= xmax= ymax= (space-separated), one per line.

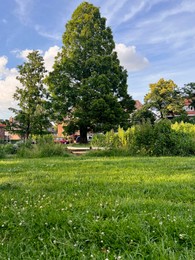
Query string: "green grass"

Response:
xmin=0 ymin=156 xmax=195 ymax=259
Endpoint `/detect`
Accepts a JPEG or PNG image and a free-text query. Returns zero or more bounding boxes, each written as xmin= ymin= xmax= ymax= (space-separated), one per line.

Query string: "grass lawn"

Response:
xmin=0 ymin=156 xmax=194 ymax=259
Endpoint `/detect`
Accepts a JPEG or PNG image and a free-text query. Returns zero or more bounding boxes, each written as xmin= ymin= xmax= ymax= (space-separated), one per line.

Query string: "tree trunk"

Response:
xmin=79 ymin=125 xmax=88 ymax=143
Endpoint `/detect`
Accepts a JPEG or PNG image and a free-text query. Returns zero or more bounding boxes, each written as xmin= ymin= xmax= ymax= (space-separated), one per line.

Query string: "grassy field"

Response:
xmin=0 ymin=155 xmax=194 ymax=259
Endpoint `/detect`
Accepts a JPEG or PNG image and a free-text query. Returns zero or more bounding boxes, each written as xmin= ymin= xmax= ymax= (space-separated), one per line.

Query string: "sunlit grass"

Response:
xmin=0 ymin=156 xmax=194 ymax=259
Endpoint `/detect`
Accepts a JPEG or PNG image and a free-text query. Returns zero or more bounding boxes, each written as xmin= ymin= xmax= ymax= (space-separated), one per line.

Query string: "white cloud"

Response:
xmin=0 ymin=56 xmax=19 ymax=119
xmin=43 ymin=46 xmax=61 ymax=72
xmin=115 ymin=43 xmax=149 ymax=71
xmin=12 ymin=49 xmax=34 ymax=60
xmin=0 ymin=56 xmax=8 ymax=76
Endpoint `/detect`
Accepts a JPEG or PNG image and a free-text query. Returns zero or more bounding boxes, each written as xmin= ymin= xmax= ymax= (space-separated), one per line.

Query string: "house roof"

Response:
xmin=135 ymin=100 xmax=143 ymax=110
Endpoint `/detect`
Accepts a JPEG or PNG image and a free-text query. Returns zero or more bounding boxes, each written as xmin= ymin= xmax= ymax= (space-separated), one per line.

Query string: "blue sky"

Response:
xmin=1 ymin=0 xmax=195 ymax=119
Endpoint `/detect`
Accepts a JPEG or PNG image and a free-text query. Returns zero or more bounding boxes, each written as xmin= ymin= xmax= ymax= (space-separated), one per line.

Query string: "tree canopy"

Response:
xmin=9 ymin=51 xmax=51 ymax=139
xmin=46 ymin=2 xmax=135 ymax=142
xmin=144 ymin=78 xmax=184 ymax=119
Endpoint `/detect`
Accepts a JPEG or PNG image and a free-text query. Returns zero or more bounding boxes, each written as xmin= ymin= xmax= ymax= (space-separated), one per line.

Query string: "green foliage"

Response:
xmin=16 ymin=135 xmax=70 ymax=158
xmin=92 ymin=121 xmax=195 ymax=156
xmin=172 ymin=121 xmax=195 ymax=137
xmin=131 ymin=106 xmax=156 ymax=125
xmin=46 ymin=2 xmax=135 ymax=142
xmin=0 ymin=145 xmax=5 ymax=158
xmin=3 ymin=143 xmax=17 ymax=155
xmin=9 ymin=51 xmax=51 ymax=139
xmin=144 ymin=78 xmax=184 ymax=119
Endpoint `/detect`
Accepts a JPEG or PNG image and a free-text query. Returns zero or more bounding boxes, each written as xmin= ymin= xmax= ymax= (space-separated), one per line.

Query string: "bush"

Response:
xmin=0 ymin=145 xmax=5 ymax=158
xmin=4 ymin=143 xmax=17 ymax=154
xmin=91 ymin=121 xmax=195 ymax=156
xmin=16 ymin=135 xmax=70 ymax=158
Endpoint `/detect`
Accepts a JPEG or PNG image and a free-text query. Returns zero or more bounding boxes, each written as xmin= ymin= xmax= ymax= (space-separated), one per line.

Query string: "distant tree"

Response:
xmin=182 ymin=82 xmax=195 ymax=108
xmin=46 ymin=2 xmax=135 ymax=143
xmin=131 ymin=106 xmax=156 ymax=125
xmin=144 ymin=78 xmax=184 ymax=119
xmin=9 ymin=51 xmax=51 ymax=139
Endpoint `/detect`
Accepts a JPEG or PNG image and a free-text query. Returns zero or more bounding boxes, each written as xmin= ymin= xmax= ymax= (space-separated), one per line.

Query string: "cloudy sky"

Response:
xmin=0 ymin=0 xmax=195 ymax=119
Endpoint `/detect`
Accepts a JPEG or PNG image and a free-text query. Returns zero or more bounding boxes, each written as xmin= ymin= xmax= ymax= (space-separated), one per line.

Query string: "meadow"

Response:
xmin=0 ymin=155 xmax=194 ymax=259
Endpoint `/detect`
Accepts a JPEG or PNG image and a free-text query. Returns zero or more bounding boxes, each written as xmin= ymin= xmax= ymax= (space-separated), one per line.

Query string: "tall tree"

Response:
xmin=46 ymin=2 xmax=135 ymax=143
xmin=9 ymin=51 xmax=50 ymax=139
xmin=144 ymin=78 xmax=184 ymax=119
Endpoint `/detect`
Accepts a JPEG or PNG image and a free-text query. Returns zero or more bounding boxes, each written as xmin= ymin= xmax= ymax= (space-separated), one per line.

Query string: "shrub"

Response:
xmin=134 ymin=121 xmax=155 ymax=155
xmin=91 ymin=133 xmax=106 ymax=147
xmin=3 ymin=143 xmax=17 ymax=154
xmin=16 ymin=135 xmax=70 ymax=158
xmin=0 ymin=145 xmax=5 ymax=158
xmin=91 ymin=120 xmax=195 ymax=156
xmin=172 ymin=121 xmax=195 ymax=137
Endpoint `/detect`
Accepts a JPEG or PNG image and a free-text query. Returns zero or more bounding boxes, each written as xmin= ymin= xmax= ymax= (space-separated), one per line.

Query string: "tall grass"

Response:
xmin=16 ymin=135 xmax=70 ymax=158
xmin=0 ymin=156 xmax=194 ymax=259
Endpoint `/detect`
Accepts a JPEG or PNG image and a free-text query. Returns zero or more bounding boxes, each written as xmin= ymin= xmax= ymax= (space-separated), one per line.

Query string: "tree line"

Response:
xmin=7 ymin=2 xmax=195 ymax=142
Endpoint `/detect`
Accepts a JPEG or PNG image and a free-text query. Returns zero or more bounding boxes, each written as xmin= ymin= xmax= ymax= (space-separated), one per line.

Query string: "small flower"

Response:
xmin=179 ymin=233 xmax=186 ymax=240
